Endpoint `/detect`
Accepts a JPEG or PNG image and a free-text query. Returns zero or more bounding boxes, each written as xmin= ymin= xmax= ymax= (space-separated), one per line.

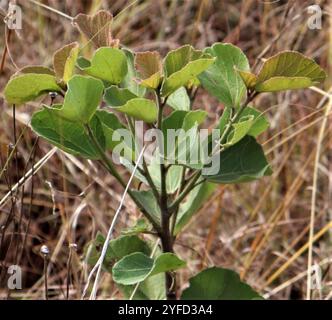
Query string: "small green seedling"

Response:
xmin=3 ymin=11 xmax=326 ymax=300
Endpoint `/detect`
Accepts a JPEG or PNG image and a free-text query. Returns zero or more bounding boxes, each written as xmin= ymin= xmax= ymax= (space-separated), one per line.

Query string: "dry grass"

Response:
xmin=0 ymin=0 xmax=331 ymax=300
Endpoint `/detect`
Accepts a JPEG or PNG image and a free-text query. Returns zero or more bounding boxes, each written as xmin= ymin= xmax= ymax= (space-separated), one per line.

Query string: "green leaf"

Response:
xmin=240 ymin=107 xmax=269 ymax=137
xmin=254 ymin=51 xmax=326 ymax=92
xmin=236 ymin=69 xmax=257 ymax=89
xmin=135 ymin=51 xmax=163 ymax=89
xmin=199 ymin=43 xmax=250 ymax=108
xmin=131 ymin=190 xmax=161 ymax=225
xmin=203 ymin=136 xmax=272 ymax=184
xmin=112 ymin=252 xmax=186 ymax=285
xmin=118 ymin=274 xmax=166 ymax=300
xmin=147 ymin=160 xmax=184 ymax=194
xmin=86 ymin=233 xmax=151 ymax=272
xmin=218 ymin=106 xmax=232 ymax=133
xmin=181 ymin=267 xmax=262 ymax=300
xmin=77 ymin=47 xmax=127 ymax=84
xmin=175 ymin=182 xmax=216 ymax=235
xmin=167 ymin=87 xmax=190 ymax=111
xmin=150 ymin=253 xmax=186 ymax=276
xmin=162 ymin=110 xmax=207 ymax=164
xmin=95 ymin=109 xmax=126 ymax=150
xmin=107 ymin=96 xmax=158 ymax=123
xmin=161 ymin=45 xmax=215 ymax=97
xmin=122 ymin=49 xmax=146 ymax=97
xmin=53 ymin=75 xmax=104 ymax=123
xmin=31 ymin=107 xmax=104 ymax=159
xmin=223 ymin=116 xmax=255 ymax=147
xmin=104 ymin=85 xmax=137 ymax=106
xmin=256 ymin=76 xmax=312 ymax=92
xmin=13 ymin=65 xmax=55 ymax=77
xmin=4 ymin=74 xmax=62 ymax=104
xmin=121 ymin=219 xmax=152 ymax=236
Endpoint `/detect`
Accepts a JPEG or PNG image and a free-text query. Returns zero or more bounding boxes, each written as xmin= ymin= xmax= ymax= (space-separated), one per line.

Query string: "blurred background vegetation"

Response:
xmin=0 ymin=0 xmax=331 ymax=299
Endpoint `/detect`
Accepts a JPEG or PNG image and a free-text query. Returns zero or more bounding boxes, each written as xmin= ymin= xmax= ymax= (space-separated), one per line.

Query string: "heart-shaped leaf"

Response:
xmin=112 ymin=252 xmax=186 ymax=285
xmin=181 ymin=267 xmax=262 ymax=300
xmin=53 ymin=75 xmax=104 ymax=123
xmin=74 ymin=10 xmax=119 ymax=48
xmin=53 ymin=42 xmax=79 ymax=84
xmin=199 ymin=43 xmax=250 ymax=108
xmin=203 ymin=136 xmax=272 ymax=183
xmin=77 ymin=47 xmax=128 ymax=84
xmin=4 ymin=74 xmax=62 ymax=104
xmin=161 ymin=45 xmax=215 ymax=96
xmin=135 ymin=51 xmax=163 ymax=89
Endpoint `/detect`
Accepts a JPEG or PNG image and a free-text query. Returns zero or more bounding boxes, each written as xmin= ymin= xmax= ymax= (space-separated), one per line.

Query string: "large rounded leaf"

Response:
xmin=203 ymin=136 xmax=272 ymax=183
xmin=199 ymin=43 xmax=250 ymax=108
xmin=181 ymin=267 xmax=262 ymax=300
xmin=4 ymin=73 xmax=62 ymax=104
xmin=238 ymin=51 xmax=326 ymax=92
xmin=112 ymin=252 xmax=186 ymax=285
xmin=77 ymin=47 xmax=127 ymax=84
xmin=31 ymin=107 xmax=105 ymax=159
xmin=54 ymin=75 xmax=104 ymax=123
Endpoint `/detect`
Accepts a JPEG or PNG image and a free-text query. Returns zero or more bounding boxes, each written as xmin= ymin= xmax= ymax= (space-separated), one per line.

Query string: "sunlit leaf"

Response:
xmin=135 ymin=51 xmax=163 ymax=89
xmin=53 ymin=75 xmax=104 ymax=123
xmin=4 ymin=74 xmax=62 ymax=104
xmin=161 ymin=45 xmax=215 ymax=96
xmin=53 ymin=42 xmax=79 ymax=84
xmin=77 ymin=47 xmax=127 ymax=84
xmin=254 ymin=51 xmax=326 ymax=92
xmin=167 ymin=87 xmax=190 ymax=111
xmin=113 ymin=98 xmax=157 ymax=123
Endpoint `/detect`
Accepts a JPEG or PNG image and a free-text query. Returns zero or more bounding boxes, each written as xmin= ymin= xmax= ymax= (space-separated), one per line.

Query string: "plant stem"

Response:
xmin=85 ymin=124 xmax=162 ymax=234
xmin=169 ymin=171 xmax=201 ymax=213
xmin=155 ymin=92 xmax=176 ymax=300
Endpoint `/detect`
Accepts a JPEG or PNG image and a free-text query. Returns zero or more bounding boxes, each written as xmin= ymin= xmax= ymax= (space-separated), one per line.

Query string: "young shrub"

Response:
xmin=3 ymin=10 xmax=326 ymax=300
